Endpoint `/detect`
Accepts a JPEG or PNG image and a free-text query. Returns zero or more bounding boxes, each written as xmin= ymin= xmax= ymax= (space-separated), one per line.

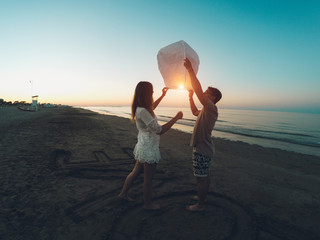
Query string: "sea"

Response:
xmin=80 ymin=106 xmax=320 ymax=157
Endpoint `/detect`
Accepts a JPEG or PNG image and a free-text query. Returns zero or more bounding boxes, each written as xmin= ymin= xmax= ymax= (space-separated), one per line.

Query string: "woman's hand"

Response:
xmin=153 ymin=87 xmax=169 ymax=110
xmin=162 ymin=87 xmax=169 ymax=96
xmin=176 ymin=111 xmax=183 ymax=120
xmin=159 ymin=111 xmax=183 ymax=135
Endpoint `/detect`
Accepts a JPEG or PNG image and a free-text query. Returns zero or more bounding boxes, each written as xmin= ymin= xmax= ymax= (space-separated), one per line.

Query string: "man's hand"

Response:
xmin=184 ymin=58 xmax=206 ymax=107
xmin=188 ymin=89 xmax=200 ymax=116
xmin=188 ymin=90 xmax=194 ymax=99
xmin=184 ymin=58 xmax=193 ymax=72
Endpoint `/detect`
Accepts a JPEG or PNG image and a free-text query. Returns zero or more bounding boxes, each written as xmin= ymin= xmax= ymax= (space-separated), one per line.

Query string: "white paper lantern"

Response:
xmin=157 ymin=40 xmax=199 ymax=90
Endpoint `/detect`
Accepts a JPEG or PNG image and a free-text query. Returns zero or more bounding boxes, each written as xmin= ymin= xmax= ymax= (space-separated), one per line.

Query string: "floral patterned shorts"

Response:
xmin=192 ymin=151 xmax=212 ymax=177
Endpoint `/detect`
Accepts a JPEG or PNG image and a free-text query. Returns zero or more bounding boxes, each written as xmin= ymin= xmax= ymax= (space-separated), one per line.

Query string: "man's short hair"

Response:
xmin=208 ymin=87 xmax=222 ymax=104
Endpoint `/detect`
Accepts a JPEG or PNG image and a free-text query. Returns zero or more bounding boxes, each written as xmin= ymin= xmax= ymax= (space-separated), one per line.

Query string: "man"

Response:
xmin=184 ymin=58 xmax=222 ymax=211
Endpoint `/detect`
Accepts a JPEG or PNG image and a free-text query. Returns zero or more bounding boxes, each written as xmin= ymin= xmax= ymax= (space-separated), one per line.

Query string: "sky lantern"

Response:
xmin=157 ymin=40 xmax=200 ymax=90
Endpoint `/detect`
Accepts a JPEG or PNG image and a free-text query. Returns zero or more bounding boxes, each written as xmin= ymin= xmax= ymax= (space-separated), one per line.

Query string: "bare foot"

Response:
xmin=118 ymin=195 xmax=136 ymax=202
xmin=192 ymin=195 xmax=199 ymax=201
xmin=191 ymin=195 xmax=207 ymax=202
xmin=143 ymin=203 xmax=160 ymax=210
xmin=186 ymin=203 xmax=205 ymax=212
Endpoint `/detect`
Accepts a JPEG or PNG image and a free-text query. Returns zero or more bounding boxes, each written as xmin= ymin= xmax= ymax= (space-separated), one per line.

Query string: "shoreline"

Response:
xmin=1 ymin=106 xmax=320 ymax=239
xmin=82 ymin=106 xmax=320 ymax=157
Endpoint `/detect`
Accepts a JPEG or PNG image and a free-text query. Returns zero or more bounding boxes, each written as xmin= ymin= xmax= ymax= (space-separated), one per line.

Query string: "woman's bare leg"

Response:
xmin=118 ymin=161 xmax=143 ymax=201
xmin=143 ymin=162 xmax=160 ymax=209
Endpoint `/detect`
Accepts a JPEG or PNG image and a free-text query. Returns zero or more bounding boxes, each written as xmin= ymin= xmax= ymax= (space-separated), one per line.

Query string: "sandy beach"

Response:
xmin=1 ymin=106 xmax=319 ymax=240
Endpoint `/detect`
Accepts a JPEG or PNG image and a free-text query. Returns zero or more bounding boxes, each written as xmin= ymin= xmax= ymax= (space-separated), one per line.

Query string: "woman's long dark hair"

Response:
xmin=131 ymin=81 xmax=154 ymax=121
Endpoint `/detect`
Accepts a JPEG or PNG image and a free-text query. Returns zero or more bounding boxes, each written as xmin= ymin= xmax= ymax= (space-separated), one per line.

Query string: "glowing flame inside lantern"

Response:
xmin=157 ymin=40 xmax=199 ymax=90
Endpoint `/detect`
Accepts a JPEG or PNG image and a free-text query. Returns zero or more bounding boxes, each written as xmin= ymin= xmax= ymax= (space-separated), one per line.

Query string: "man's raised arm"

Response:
xmin=184 ymin=58 xmax=208 ymax=107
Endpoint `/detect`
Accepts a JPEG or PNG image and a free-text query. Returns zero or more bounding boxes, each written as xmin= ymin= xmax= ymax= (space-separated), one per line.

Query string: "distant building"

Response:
xmin=31 ymin=95 xmax=39 ymax=111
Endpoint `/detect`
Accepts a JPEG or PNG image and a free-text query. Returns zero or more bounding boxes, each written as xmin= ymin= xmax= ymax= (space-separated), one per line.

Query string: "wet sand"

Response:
xmin=1 ymin=106 xmax=319 ymax=240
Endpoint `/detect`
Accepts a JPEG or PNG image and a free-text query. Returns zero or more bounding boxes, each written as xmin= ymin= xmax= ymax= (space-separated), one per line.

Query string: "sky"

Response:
xmin=1 ymin=0 xmax=319 ymax=113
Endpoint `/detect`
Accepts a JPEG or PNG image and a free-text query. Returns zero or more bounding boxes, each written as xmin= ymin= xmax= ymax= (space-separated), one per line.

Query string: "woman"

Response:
xmin=118 ymin=81 xmax=183 ymax=210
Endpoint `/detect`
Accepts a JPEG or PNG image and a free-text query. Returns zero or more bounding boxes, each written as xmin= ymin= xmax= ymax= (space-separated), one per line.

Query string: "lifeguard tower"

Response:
xmin=31 ymin=95 xmax=39 ymax=111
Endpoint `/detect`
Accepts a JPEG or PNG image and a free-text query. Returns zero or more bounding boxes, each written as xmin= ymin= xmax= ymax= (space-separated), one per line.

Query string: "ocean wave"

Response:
xmin=168 ymin=119 xmax=319 ymax=148
xmin=251 ymin=129 xmax=313 ymax=137
xmin=156 ymin=114 xmax=319 ymax=148
xmin=82 ymin=106 xmax=320 ymax=152
xmin=213 ymin=128 xmax=320 ymax=148
xmin=157 ymin=115 xmax=228 ymax=123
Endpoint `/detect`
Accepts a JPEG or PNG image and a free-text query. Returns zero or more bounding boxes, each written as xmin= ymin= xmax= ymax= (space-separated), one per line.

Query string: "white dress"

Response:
xmin=133 ymin=107 xmax=162 ymax=163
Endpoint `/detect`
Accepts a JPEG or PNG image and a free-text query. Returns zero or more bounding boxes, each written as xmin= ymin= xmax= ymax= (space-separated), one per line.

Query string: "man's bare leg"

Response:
xmin=187 ymin=176 xmax=210 ymax=211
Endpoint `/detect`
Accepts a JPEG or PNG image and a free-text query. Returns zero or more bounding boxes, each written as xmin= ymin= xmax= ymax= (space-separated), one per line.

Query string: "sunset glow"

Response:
xmin=0 ymin=1 xmax=319 ymax=113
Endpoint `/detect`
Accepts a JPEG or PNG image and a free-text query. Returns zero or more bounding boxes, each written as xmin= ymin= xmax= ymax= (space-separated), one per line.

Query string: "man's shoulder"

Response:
xmin=203 ymin=99 xmax=217 ymax=119
xmin=204 ymin=98 xmax=216 ymax=110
